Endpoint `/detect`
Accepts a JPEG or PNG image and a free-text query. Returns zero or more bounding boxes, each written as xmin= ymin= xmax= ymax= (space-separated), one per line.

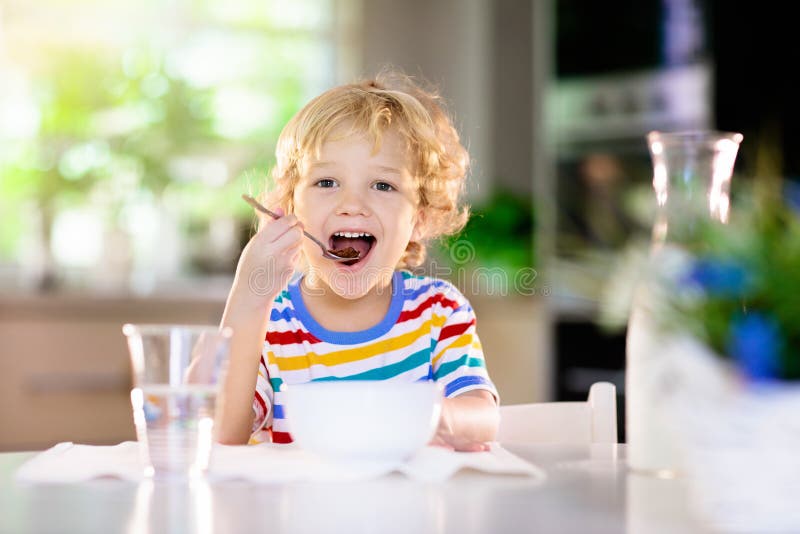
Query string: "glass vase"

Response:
xmin=626 ymin=130 xmax=743 ymax=477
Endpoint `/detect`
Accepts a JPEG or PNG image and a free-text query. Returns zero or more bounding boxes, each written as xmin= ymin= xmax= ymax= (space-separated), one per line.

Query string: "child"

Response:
xmin=217 ymin=71 xmax=499 ymax=451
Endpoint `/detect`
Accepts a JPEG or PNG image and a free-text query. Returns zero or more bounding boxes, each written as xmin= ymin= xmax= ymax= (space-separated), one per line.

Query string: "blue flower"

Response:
xmin=783 ymin=180 xmax=800 ymax=214
xmin=683 ymin=258 xmax=751 ymax=297
xmin=728 ymin=313 xmax=782 ymax=381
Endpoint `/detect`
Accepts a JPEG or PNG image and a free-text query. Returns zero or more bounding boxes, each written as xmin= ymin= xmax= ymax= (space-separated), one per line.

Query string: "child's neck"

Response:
xmin=299 ymin=274 xmax=394 ymax=333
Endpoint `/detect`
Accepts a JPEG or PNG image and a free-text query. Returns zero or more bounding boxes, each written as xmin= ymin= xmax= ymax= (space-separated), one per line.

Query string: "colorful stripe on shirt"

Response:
xmin=250 ymin=270 xmax=498 ymax=443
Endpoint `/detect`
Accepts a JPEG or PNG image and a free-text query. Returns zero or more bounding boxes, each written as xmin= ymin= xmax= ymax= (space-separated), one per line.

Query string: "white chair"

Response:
xmin=496 ymin=382 xmax=618 ymax=444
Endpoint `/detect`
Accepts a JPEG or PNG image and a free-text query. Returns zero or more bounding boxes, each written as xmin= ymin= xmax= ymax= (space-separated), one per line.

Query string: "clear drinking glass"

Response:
xmin=123 ymin=324 xmax=231 ymax=479
xmin=626 ymin=130 xmax=743 ymax=477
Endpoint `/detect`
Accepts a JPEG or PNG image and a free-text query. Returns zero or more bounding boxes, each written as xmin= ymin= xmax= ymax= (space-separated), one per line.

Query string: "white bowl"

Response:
xmin=283 ymin=380 xmax=443 ymax=465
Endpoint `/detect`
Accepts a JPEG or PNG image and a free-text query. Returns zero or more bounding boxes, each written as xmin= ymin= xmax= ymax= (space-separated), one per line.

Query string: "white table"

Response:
xmin=0 ymin=443 xmax=706 ymax=534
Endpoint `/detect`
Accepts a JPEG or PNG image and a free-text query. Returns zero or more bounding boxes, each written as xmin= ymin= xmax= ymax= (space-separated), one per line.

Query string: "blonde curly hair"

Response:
xmin=262 ymin=70 xmax=470 ymax=268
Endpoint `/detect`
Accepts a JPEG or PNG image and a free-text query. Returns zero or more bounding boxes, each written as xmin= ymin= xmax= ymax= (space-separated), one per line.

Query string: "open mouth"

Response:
xmin=329 ymin=231 xmax=376 ymax=266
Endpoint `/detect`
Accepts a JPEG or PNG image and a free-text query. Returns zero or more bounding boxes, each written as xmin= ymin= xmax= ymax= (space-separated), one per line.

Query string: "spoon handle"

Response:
xmin=241 ymin=194 xmax=335 ymax=256
xmin=242 ymin=194 xmax=281 ymax=219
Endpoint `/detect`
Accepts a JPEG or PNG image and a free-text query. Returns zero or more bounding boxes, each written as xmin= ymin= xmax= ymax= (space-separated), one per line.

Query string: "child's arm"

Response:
xmin=216 ymin=210 xmax=303 ymax=444
xmin=431 ymin=389 xmax=499 ymax=452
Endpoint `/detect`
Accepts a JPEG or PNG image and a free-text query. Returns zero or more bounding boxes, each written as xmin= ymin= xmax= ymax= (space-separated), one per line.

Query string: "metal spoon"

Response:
xmin=241 ymin=194 xmax=359 ymax=262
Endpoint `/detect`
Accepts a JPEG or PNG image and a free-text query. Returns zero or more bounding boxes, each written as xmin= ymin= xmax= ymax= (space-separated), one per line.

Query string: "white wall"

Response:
xmin=359 ymin=0 xmax=492 ymax=204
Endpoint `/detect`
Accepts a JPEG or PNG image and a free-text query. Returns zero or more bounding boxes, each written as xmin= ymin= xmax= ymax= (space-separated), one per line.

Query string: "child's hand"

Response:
xmin=232 ymin=207 xmax=304 ymax=306
xmin=429 ymin=398 xmax=491 ymax=452
xmin=429 ymin=430 xmax=490 ymax=452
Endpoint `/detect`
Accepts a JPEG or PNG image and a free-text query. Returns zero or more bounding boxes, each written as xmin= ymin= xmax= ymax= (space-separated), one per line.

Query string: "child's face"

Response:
xmin=293 ymin=127 xmax=422 ymax=299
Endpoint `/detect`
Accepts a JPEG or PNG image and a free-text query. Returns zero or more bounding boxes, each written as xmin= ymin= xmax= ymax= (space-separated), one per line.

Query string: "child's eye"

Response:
xmin=315 ymin=178 xmax=337 ymax=188
xmin=373 ymin=181 xmax=395 ymax=192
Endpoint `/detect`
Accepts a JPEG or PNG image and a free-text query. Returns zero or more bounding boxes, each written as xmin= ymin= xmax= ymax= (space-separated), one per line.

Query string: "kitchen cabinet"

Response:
xmin=0 ymin=294 xmax=225 ymax=451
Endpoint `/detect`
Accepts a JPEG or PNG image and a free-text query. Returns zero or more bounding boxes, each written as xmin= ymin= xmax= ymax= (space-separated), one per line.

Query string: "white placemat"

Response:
xmin=15 ymin=441 xmax=545 ymax=484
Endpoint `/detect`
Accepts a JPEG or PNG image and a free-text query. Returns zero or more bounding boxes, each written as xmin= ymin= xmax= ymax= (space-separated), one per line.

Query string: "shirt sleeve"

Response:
xmin=251 ymin=353 xmax=274 ymax=435
xmin=430 ymin=289 xmax=499 ymax=402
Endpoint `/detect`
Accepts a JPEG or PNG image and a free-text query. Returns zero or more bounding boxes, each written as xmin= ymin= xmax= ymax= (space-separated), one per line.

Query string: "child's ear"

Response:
xmin=410 ymin=209 xmax=426 ymax=242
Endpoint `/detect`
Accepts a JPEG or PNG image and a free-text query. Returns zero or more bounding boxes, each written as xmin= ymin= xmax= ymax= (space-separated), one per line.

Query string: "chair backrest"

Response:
xmin=496 ymin=382 xmax=618 ymax=444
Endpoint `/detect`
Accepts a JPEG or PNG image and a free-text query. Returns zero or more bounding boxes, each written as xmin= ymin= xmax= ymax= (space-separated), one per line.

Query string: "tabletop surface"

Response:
xmin=0 ymin=443 xmax=707 ymax=534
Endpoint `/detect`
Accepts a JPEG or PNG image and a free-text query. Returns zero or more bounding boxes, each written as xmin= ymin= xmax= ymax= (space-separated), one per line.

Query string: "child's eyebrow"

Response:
xmin=372 ymin=165 xmax=402 ymax=175
xmin=307 ymin=162 xmax=404 ymax=175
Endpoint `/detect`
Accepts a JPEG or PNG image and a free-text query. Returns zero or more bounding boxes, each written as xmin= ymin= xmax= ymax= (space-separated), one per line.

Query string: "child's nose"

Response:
xmin=335 ymin=189 xmax=370 ymax=216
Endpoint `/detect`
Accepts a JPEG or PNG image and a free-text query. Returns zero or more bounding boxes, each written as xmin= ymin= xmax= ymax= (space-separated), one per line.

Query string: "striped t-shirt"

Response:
xmin=249 ymin=270 xmax=498 ymax=444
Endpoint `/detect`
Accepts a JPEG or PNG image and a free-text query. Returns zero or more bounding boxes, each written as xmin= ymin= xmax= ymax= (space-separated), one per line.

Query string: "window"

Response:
xmin=0 ymin=0 xmax=349 ymax=293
